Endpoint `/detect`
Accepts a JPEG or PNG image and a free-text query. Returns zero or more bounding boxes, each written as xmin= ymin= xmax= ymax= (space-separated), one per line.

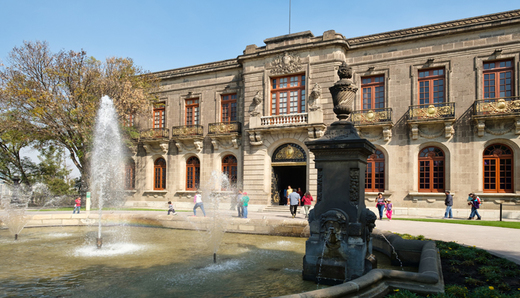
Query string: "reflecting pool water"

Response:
xmin=0 ymin=226 xmax=327 ymax=297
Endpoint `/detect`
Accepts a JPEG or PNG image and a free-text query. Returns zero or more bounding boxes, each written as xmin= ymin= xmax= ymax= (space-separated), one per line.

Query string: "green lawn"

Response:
xmin=393 ymin=218 xmax=520 ymax=229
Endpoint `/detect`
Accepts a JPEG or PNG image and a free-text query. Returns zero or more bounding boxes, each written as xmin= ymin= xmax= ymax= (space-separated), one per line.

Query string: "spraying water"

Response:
xmin=90 ymin=96 xmax=126 ymax=247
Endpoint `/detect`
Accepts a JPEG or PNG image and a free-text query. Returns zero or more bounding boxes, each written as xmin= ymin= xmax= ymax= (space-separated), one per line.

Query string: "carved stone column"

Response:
xmin=303 ymin=62 xmax=376 ymax=285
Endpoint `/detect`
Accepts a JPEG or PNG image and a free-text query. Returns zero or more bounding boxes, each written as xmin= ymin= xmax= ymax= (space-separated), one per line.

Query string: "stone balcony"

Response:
xmin=407 ymin=102 xmax=456 ymax=140
xmin=247 ymin=111 xmax=326 ymax=146
xmin=208 ymin=121 xmax=242 ymax=150
xmin=140 ymin=128 xmax=170 ymax=140
xmin=472 ymin=96 xmax=520 ymax=137
xmin=351 ymin=108 xmax=393 ymax=142
xmin=171 ymin=125 xmax=204 ymax=152
xmin=139 ymin=128 xmax=170 ymax=154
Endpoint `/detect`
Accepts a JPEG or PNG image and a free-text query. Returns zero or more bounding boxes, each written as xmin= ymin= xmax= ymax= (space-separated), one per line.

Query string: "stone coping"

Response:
xmin=278 ymin=230 xmax=443 ymax=298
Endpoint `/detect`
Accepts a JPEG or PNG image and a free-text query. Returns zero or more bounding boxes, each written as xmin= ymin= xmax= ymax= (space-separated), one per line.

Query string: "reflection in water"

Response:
xmin=0 ymin=226 xmax=327 ymax=297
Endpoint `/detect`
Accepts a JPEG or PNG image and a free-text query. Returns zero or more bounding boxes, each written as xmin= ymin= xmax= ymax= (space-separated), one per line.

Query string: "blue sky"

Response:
xmin=2 ymin=0 xmax=519 ymax=178
xmin=1 ymin=1 xmax=518 ymax=73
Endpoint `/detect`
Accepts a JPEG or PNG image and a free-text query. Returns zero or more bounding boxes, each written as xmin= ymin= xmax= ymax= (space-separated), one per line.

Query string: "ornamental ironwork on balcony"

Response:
xmin=351 ymin=108 xmax=392 ymax=125
xmin=261 ymin=113 xmax=308 ymax=126
xmin=408 ymin=102 xmax=455 ymax=121
xmin=171 ymin=125 xmax=203 ymax=137
xmin=208 ymin=121 xmax=241 ymax=135
xmin=140 ymin=128 xmax=169 ymax=140
xmin=473 ymin=96 xmax=520 ymax=116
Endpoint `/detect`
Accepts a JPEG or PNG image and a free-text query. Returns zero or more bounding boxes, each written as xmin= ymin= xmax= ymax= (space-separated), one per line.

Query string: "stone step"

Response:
xmin=262 ymin=205 xmax=291 ymax=212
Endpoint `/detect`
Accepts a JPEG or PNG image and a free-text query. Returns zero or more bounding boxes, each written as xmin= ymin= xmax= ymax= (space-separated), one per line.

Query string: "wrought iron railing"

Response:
xmin=140 ymin=128 xmax=170 ymax=139
xmin=171 ymin=125 xmax=203 ymax=137
xmin=261 ymin=113 xmax=308 ymax=126
xmin=208 ymin=121 xmax=241 ymax=134
xmin=473 ymin=96 xmax=520 ymax=116
xmin=351 ymin=108 xmax=392 ymax=125
xmin=408 ymin=102 xmax=455 ymax=121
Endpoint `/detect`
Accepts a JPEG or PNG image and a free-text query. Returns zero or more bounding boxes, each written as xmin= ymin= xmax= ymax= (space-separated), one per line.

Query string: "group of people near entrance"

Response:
xmin=444 ymin=191 xmax=482 ymax=220
xmin=282 ymin=186 xmax=314 ymax=218
xmin=375 ymin=193 xmax=393 ymax=220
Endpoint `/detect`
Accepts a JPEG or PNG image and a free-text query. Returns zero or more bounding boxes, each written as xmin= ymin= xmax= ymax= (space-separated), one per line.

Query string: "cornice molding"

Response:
xmin=154 ymin=59 xmax=240 ymax=79
xmin=348 ymin=10 xmax=520 ymax=46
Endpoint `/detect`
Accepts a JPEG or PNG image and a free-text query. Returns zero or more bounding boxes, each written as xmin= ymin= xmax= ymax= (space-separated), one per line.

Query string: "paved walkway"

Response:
xmin=24 ymin=208 xmax=520 ymax=265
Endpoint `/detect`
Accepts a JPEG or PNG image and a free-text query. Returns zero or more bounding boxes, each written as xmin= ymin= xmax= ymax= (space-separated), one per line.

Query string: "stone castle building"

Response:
xmin=125 ymin=9 xmax=520 ymax=216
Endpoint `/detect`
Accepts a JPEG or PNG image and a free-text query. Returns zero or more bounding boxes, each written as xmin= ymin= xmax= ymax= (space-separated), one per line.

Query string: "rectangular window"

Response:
xmin=221 ymin=94 xmax=237 ymax=123
xmin=483 ymin=60 xmax=514 ymax=99
xmin=418 ymin=69 xmax=444 ymax=105
xmin=361 ymin=76 xmax=385 ymax=110
xmin=124 ymin=114 xmax=134 ymax=127
xmin=185 ymin=98 xmax=199 ymax=125
xmin=153 ymin=104 xmax=165 ymax=128
xmin=270 ymin=74 xmax=305 ymax=115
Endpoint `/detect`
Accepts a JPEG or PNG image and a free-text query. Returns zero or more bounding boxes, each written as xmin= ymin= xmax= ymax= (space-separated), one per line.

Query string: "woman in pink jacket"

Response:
xmin=301 ymin=192 xmax=313 ymax=218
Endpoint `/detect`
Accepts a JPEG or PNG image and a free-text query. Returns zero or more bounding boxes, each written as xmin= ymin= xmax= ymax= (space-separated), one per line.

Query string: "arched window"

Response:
xmin=419 ymin=147 xmax=445 ymax=192
xmin=125 ymin=159 xmax=135 ymax=190
xmin=366 ymin=150 xmax=385 ymax=192
xmin=484 ymin=144 xmax=513 ymax=193
xmin=186 ymin=156 xmax=200 ymax=190
xmin=154 ymin=158 xmax=166 ymax=190
xmin=222 ymin=155 xmax=237 ymax=185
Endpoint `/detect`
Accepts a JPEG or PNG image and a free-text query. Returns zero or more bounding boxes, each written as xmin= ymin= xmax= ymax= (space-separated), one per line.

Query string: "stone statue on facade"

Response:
xmin=308 ymin=83 xmax=322 ymax=111
xmin=249 ymin=91 xmax=263 ymax=117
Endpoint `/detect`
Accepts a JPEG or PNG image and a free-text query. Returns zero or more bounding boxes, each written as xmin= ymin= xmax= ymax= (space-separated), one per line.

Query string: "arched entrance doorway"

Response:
xmin=271 ymin=143 xmax=307 ymax=205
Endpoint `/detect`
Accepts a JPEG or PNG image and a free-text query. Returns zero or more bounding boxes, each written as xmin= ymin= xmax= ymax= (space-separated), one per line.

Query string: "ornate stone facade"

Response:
xmin=126 ymin=10 xmax=520 ymax=215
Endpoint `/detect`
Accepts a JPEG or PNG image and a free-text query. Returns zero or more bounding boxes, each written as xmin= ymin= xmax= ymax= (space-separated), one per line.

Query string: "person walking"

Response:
xmin=241 ymin=192 xmax=250 ymax=218
xmin=385 ymin=199 xmax=393 ymax=220
xmin=72 ymin=197 xmax=81 ymax=214
xmin=236 ymin=190 xmax=243 ymax=218
xmin=167 ymin=201 xmax=177 ymax=215
xmin=468 ymin=193 xmax=482 ymax=220
xmin=288 ymin=190 xmax=301 ymax=218
xmin=301 ymin=192 xmax=313 ymax=218
xmin=375 ymin=193 xmax=386 ymax=220
xmin=193 ymin=191 xmax=206 ymax=217
xmin=443 ymin=190 xmax=453 ymax=219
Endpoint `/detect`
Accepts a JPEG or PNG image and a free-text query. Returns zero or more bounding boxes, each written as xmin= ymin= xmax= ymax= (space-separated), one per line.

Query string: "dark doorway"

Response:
xmin=272 ymin=165 xmax=306 ymax=205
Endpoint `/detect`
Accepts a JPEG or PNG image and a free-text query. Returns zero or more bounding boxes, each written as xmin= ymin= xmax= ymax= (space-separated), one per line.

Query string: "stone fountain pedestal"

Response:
xmin=303 ymin=62 xmax=377 ymax=285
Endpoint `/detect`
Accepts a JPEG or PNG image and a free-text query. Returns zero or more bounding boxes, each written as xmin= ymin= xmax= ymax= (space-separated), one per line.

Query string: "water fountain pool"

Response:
xmin=0 ymin=226 xmax=329 ymax=297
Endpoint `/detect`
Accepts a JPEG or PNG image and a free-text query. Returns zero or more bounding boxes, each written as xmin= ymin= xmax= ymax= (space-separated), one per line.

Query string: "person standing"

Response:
xmin=241 ymin=192 xmax=250 ymax=218
xmin=167 ymin=201 xmax=177 ymax=215
xmin=288 ymin=190 xmax=301 ymax=218
xmin=375 ymin=193 xmax=386 ymax=220
xmin=443 ymin=191 xmax=453 ymax=219
xmin=301 ymin=192 xmax=313 ymax=218
xmin=468 ymin=193 xmax=482 ymax=220
xmin=297 ymin=188 xmax=304 ymax=206
xmin=193 ymin=191 xmax=206 ymax=217
xmin=72 ymin=197 xmax=81 ymax=214
xmin=236 ymin=190 xmax=243 ymax=218
xmin=385 ymin=199 xmax=393 ymax=220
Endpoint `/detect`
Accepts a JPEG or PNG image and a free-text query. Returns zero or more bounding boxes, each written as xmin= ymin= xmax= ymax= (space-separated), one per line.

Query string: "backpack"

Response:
xmin=472 ymin=197 xmax=481 ymax=209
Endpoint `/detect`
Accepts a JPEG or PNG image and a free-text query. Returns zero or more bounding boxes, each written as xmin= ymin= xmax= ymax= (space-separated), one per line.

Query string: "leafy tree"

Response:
xmin=35 ymin=144 xmax=75 ymax=196
xmin=0 ymin=41 xmax=158 ymax=189
xmin=0 ymin=112 xmax=39 ymax=185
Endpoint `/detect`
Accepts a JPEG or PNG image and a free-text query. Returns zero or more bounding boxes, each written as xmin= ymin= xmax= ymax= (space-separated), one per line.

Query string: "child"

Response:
xmin=385 ymin=199 xmax=393 ymax=220
xmin=167 ymin=201 xmax=177 ymax=215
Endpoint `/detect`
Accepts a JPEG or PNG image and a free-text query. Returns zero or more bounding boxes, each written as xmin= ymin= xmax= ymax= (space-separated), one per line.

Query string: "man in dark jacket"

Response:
xmin=444 ymin=190 xmax=453 ymax=219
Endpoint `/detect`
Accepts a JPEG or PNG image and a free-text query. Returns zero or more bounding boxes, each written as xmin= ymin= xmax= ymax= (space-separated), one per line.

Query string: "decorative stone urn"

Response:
xmin=329 ymin=62 xmax=358 ymax=120
xmin=303 ymin=62 xmax=377 ymax=285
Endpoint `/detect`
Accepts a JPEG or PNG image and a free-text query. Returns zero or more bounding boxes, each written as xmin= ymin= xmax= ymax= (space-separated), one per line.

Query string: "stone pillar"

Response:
xmin=303 ymin=62 xmax=377 ymax=285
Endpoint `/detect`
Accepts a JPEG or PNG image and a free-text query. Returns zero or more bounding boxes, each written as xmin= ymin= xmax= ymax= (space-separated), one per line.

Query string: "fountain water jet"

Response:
xmin=90 ymin=95 xmax=126 ymax=248
xmin=197 ymin=170 xmax=236 ymax=263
